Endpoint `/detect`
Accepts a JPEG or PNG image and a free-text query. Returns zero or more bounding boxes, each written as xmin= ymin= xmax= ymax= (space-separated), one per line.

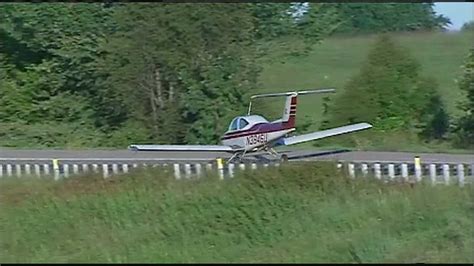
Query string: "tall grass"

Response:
xmin=1 ymin=163 xmax=473 ymax=263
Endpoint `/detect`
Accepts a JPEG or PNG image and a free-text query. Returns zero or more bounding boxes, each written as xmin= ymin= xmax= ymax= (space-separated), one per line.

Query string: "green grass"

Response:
xmin=256 ymin=31 xmax=474 ymax=152
xmin=1 ymin=163 xmax=473 ymax=263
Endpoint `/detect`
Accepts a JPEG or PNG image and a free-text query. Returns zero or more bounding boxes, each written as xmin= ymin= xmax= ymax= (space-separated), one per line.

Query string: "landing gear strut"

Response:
xmin=227 ymin=152 xmax=242 ymax=163
xmin=227 ymin=149 xmax=249 ymax=163
xmin=227 ymin=147 xmax=288 ymax=164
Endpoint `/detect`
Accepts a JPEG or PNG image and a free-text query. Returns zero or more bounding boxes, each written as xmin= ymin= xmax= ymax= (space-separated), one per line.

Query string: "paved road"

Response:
xmin=0 ymin=148 xmax=472 ymax=164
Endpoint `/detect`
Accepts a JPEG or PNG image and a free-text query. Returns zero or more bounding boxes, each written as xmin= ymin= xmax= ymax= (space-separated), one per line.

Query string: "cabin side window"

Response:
xmin=238 ymin=118 xmax=249 ymax=129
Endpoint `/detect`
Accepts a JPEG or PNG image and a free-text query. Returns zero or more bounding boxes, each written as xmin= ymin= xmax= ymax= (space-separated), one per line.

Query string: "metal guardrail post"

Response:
xmin=34 ymin=164 xmax=41 ymax=178
xmin=401 ymin=163 xmax=408 ymax=181
xmin=174 ymin=163 xmax=181 ymax=179
xmin=43 ymin=164 xmax=50 ymax=176
xmin=442 ymin=164 xmax=450 ymax=185
xmin=361 ymin=163 xmax=368 ymax=177
xmin=15 ymin=164 xmax=22 ymax=177
xmin=52 ymin=159 xmax=60 ymax=180
xmin=457 ymin=164 xmax=464 ymax=187
xmin=112 ymin=164 xmax=118 ymax=175
xmin=102 ymin=164 xmax=109 ymax=178
xmin=63 ymin=164 xmax=70 ymax=178
xmin=388 ymin=164 xmax=395 ymax=180
xmin=429 ymin=164 xmax=437 ymax=185
xmin=374 ymin=163 xmax=381 ymax=179
xmin=73 ymin=164 xmax=79 ymax=175
xmin=348 ymin=163 xmax=355 ymax=178
xmin=184 ymin=163 xmax=191 ymax=179
xmin=122 ymin=164 xmax=129 ymax=174
xmin=228 ymin=163 xmax=235 ymax=178
xmin=414 ymin=156 xmax=422 ymax=182
xmin=217 ymin=158 xmax=224 ymax=180
xmin=195 ymin=163 xmax=202 ymax=178
xmin=25 ymin=164 xmax=31 ymax=176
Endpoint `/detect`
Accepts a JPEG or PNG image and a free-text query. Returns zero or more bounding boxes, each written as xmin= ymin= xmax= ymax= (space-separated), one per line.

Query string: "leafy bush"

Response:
xmin=0 ymin=122 xmax=105 ymax=148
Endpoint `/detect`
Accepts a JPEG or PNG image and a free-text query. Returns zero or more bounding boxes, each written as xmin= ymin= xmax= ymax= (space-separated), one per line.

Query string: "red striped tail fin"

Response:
xmin=282 ymin=94 xmax=297 ymax=129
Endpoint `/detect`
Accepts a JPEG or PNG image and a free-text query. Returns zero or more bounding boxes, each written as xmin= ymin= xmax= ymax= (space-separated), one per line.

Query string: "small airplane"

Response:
xmin=129 ymin=88 xmax=372 ymax=162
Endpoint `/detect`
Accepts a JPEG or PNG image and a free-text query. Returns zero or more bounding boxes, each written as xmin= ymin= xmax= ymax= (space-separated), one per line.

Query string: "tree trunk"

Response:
xmin=169 ymin=81 xmax=174 ymax=102
xmin=148 ymin=82 xmax=160 ymax=136
xmin=154 ymin=67 xmax=165 ymax=109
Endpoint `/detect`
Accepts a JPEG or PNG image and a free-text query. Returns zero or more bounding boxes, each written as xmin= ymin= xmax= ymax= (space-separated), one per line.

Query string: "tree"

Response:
xmin=0 ymin=3 xmax=116 ymax=126
xmin=251 ymin=3 xmax=340 ymax=60
xmin=100 ymin=4 xmax=260 ymax=144
xmin=453 ymin=48 xmax=474 ymax=147
xmin=461 ymin=21 xmax=474 ymax=32
xmin=327 ymin=34 xmax=447 ymax=139
xmin=0 ymin=3 xmax=340 ymax=147
xmin=323 ymin=3 xmax=451 ymax=35
xmin=419 ymin=94 xmax=450 ymax=140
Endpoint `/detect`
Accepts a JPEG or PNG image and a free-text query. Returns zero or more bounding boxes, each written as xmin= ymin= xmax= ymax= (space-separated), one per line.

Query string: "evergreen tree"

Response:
xmin=328 ymin=34 xmax=446 ymax=138
xmin=419 ymin=94 xmax=450 ymax=140
xmin=453 ymin=48 xmax=474 ymax=147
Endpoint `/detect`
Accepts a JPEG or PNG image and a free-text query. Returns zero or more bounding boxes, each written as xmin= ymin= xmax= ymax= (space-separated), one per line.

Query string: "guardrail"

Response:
xmin=341 ymin=162 xmax=473 ymax=187
xmin=0 ymin=160 xmax=473 ymax=186
xmin=0 ymin=159 xmax=269 ymax=180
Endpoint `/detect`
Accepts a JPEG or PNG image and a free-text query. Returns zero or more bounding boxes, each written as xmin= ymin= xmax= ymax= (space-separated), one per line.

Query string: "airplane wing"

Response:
xmin=128 ymin=144 xmax=237 ymax=152
xmin=282 ymin=123 xmax=373 ymax=146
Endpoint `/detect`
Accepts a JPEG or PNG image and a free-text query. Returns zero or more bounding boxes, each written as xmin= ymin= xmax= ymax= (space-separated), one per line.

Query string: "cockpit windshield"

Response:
xmin=228 ymin=117 xmax=250 ymax=131
xmin=229 ymin=117 xmax=239 ymax=131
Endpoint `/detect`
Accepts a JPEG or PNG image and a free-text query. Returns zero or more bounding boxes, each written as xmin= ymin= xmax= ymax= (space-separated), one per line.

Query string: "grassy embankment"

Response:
xmin=258 ymin=31 xmax=474 ymax=153
xmin=1 ymin=162 xmax=473 ymax=263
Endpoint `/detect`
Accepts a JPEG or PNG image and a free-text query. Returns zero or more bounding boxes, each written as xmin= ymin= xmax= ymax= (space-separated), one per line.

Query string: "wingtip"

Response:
xmin=356 ymin=122 xmax=373 ymax=128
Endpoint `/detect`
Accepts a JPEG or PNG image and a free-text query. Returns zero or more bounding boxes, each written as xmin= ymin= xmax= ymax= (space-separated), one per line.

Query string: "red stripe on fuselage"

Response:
xmin=221 ymin=124 xmax=292 ymax=140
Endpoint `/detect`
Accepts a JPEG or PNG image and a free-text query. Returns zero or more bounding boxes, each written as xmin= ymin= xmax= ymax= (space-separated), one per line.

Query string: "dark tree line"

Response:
xmin=321 ymin=3 xmax=451 ymax=35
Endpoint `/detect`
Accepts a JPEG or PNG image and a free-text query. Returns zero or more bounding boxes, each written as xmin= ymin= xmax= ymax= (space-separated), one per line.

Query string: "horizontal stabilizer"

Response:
xmin=129 ymin=145 xmax=235 ymax=152
xmin=250 ymin=88 xmax=335 ymax=100
xmin=283 ymin=123 xmax=373 ymax=146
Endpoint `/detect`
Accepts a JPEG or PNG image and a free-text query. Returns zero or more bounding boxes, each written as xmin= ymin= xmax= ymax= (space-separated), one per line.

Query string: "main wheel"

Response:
xmin=280 ymin=154 xmax=289 ymax=162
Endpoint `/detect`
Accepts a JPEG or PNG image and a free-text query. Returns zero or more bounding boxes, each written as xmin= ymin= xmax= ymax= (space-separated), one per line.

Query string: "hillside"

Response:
xmin=258 ymin=31 xmax=474 ymax=130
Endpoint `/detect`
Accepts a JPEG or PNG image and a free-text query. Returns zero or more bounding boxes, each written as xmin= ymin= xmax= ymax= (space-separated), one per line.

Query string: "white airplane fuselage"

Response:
xmin=220 ymin=113 xmax=296 ymax=152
